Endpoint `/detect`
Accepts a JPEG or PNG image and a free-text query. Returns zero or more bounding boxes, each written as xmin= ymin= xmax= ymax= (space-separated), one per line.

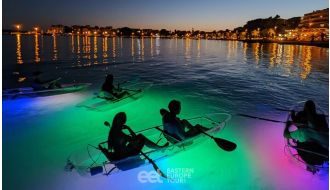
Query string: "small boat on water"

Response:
xmin=66 ymin=113 xmax=232 ymax=177
xmin=76 ymin=82 xmax=153 ymax=111
xmin=3 ymin=83 xmax=92 ymax=99
xmin=284 ymin=101 xmax=329 ymax=174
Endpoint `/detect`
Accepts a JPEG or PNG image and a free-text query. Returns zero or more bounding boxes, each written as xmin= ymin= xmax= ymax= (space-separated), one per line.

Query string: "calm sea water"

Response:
xmin=3 ymin=34 xmax=329 ymax=113
xmin=2 ymin=34 xmax=329 ymax=190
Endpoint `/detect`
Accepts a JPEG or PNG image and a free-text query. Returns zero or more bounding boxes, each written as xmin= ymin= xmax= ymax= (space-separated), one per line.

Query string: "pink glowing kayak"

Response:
xmin=284 ymin=101 xmax=329 ymax=174
xmin=65 ymin=113 xmax=231 ymax=177
xmin=3 ymin=83 xmax=92 ymax=99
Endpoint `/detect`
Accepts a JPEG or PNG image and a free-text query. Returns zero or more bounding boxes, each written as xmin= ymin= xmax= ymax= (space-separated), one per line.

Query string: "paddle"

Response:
xmin=275 ymin=108 xmax=329 ymax=117
xmin=237 ymin=113 xmax=286 ymax=123
xmin=198 ymin=129 xmax=237 ymax=151
xmin=120 ymin=88 xmax=142 ymax=93
xmin=139 ymin=151 xmax=169 ymax=179
xmin=237 ymin=114 xmax=308 ymax=128
xmin=117 ymin=80 xmax=128 ymax=89
xmin=103 ymin=121 xmax=168 ymax=179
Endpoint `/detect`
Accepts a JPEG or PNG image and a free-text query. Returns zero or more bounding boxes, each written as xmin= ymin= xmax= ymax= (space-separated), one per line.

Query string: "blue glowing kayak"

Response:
xmin=3 ymin=83 xmax=92 ymax=99
xmin=66 ymin=113 xmax=231 ymax=177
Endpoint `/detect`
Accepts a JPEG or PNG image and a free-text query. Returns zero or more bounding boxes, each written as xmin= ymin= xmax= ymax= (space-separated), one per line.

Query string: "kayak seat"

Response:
xmin=159 ymin=108 xmax=194 ymax=146
xmin=163 ymin=130 xmax=182 ymax=144
xmin=98 ymin=143 xmax=123 ymax=161
xmin=98 ymin=142 xmax=145 ymax=171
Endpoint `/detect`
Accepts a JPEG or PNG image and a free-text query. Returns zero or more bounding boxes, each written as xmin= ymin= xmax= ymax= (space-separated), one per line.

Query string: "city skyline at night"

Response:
xmin=3 ymin=0 xmax=329 ymax=31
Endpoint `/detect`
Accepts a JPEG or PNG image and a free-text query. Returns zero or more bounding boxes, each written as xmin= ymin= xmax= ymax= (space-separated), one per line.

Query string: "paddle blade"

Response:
xmin=151 ymin=163 xmax=168 ymax=179
xmin=214 ymin=138 xmax=237 ymax=151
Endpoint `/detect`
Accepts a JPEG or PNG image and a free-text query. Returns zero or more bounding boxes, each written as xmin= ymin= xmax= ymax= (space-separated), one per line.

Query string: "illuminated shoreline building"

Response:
xmin=297 ymin=8 xmax=329 ymax=41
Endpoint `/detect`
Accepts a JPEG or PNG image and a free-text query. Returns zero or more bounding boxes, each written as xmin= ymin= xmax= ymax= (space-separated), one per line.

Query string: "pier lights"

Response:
xmin=15 ymin=24 xmax=21 ymax=31
xmin=34 ymin=27 xmax=39 ymax=34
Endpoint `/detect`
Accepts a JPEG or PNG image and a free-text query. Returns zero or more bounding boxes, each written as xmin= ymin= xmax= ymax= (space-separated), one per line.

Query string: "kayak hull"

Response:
xmin=284 ymin=101 xmax=329 ymax=173
xmin=3 ymin=83 xmax=91 ymax=99
xmin=67 ymin=113 xmax=231 ymax=177
xmin=76 ymin=82 xmax=152 ymax=111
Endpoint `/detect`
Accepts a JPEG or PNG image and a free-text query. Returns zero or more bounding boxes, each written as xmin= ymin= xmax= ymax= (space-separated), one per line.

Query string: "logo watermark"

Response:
xmin=137 ymin=168 xmax=194 ymax=183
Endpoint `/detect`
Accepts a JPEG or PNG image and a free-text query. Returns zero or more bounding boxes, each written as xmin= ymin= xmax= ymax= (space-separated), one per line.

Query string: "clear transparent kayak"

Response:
xmin=66 ymin=113 xmax=231 ymax=177
xmin=284 ymin=101 xmax=329 ymax=174
xmin=76 ymin=82 xmax=152 ymax=111
xmin=3 ymin=83 xmax=92 ymax=99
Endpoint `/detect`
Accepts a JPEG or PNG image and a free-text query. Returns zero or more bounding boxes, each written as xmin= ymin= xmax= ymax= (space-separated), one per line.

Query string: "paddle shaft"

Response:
xmin=139 ymin=151 xmax=168 ymax=179
xmin=237 ymin=114 xmax=285 ymax=123
xmin=199 ymin=130 xmax=214 ymax=139
xmin=121 ymin=88 xmax=141 ymax=92
xmin=276 ymin=108 xmax=329 ymax=117
xmin=237 ymin=114 xmax=316 ymax=128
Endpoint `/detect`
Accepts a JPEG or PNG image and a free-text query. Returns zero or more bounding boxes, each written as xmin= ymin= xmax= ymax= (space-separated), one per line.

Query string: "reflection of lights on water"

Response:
xmin=300 ymin=46 xmax=312 ymax=79
xmin=275 ymin=44 xmax=283 ymax=65
xmin=93 ymin=36 xmax=98 ymax=63
xmin=52 ymin=34 xmax=58 ymax=61
xmin=136 ymin=38 xmax=145 ymax=61
xmin=252 ymin=43 xmax=260 ymax=65
xmin=120 ymin=36 xmax=123 ymax=50
xmin=156 ymin=37 xmax=160 ymax=55
xmin=112 ymin=37 xmax=116 ymax=60
xmin=269 ymin=43 xmax=277 ymax=67
xmin=141 ymin=38 xmax=145 ymax=61
xmin=131 ymin=37 xmax=135 ymax=57
xmin=227 ymin=40 xmax=238 ymax=60
xmin=197 ymin=38 xmax=200 ymax=58
xmin=102 ymin=37 xmax=108 ymax=64
xmin=185 ymin=38 xmax=190 ymax=61
xmin=150 ymin=37 xmax=154 ymax=57
xmin=242 ymin=42 xmax=248 ymax=62
xmin=83 ymin=36 xmax=91 ymax=61
xmin=71 ymin=35 xmax=75 ymax=53
xmin=16 ymin=34 xmax=23 ymax=64
xmin=76 ymin=35 xmax=81 ymax=65
xmin=34 ymin=34 xmax=40 ymax=63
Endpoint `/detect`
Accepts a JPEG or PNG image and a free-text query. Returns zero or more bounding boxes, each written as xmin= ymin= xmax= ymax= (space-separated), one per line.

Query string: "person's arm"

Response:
xmin=174 ymin=119 xmax=189 ymax=139
xmin=283 ymin=121 xmax=292 ymax=139
xmin=290 ymin=110 xmax=297 ymax=122
xmin=122 ymin=125 xmax=136 ymax=137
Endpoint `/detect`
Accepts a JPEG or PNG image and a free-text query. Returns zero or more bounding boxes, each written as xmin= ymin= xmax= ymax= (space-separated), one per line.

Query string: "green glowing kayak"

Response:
xmin=3 ymin=83 xmax=92 ymax=99
xmin=76 ymin=82 xmax=152 ymax=111
xmin=66 ymin=113 xmax=231 ymax=177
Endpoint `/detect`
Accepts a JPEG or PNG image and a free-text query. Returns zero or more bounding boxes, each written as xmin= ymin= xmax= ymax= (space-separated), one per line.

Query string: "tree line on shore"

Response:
xmin=1 ymin=15 xmax=308 ymax=40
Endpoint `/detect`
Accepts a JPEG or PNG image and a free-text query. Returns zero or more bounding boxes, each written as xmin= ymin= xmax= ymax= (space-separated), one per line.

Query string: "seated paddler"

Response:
xmin=284 ymin=100 xmax=329 ymax=150
xmin=160 ymin=100 xmax=210 ymax=142
xmin=100 ymin=74 xmax=129 ymax=99
xmin=100 ymin=112 xmax=169 ymax=161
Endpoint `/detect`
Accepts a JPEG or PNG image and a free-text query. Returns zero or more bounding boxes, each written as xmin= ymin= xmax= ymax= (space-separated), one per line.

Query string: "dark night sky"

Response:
xmin=3 ymin=0 xmax=329 ymax=31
